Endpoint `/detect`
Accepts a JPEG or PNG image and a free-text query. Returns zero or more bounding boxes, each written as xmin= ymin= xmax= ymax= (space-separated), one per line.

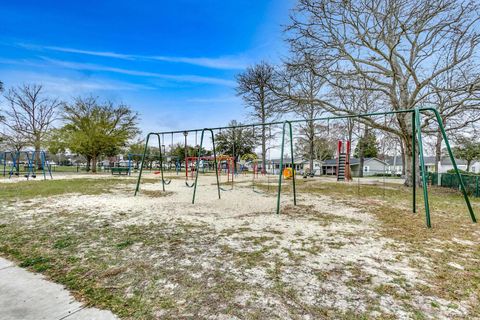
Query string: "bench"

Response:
xmin=111 ymin=167 xmax=129 ymax=175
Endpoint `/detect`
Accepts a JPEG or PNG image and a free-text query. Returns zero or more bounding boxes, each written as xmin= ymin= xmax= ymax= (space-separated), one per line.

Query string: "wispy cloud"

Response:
xmin=0 ymin=69 xmax=155 ymax=96
xmin=186 ymin=96 xmax=241 ymax=104
xmin=0 ymin=57 xmax=236 ymax=87
xmin=150 ymin=56 xmax=248 ymax=70
xmin=17 ymin=42 xmax=249 ymax=70
xmin=44 ymin=58 xmax=237 ymax=86
xmin=42 ymin=45 xmax=135 ymax=60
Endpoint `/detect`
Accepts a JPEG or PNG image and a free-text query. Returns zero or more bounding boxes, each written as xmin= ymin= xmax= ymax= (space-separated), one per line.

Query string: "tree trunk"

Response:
xmin=308 ymin=120 xmax=315 ymax=175
xmin=86 ymin=156 xmax=91 ymax=172
xmin=399 ymin=141 xmax=405 ymax=176
xmin=403 ymin=136 xmax=414 ymax=186
xmin=358 ymin=126 xmax=368 ymax=178
xmin=309 ymin=137 xmax=314 ymax=175
xmin=402 ymin=135 xmax=421 ymax=187
xmin=92 ymin=155 xmax=97 ymax=173
xmin=34 ymin=137 xmax=42 ymax=170
xmin=467 ymin=160 xmax=471 ymax=172
xmin=261 ymin=123 xmax=266 ymax=174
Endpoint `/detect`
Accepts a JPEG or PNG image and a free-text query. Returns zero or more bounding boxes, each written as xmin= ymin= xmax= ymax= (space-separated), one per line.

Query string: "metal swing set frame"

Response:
xmin=134 ymin=107 xmax=477 ymax=228
xmin=2 ymin=150 xmax=53 ymax=180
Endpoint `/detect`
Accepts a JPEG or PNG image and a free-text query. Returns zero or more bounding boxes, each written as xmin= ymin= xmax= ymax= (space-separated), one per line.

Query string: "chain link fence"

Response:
xmin=429 ymin=172 xmax=480 ymax=197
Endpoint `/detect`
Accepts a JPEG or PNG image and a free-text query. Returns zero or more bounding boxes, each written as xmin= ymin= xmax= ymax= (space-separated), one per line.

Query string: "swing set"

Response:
xmin=1 ymin=150 xmax=53 ymax=180
xmin=134 ymin=107 xmax=477 ymax=228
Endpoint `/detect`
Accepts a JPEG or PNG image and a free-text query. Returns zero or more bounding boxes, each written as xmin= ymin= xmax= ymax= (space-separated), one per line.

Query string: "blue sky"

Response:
xmin=0 ymin=0 xmax=293 ymax=135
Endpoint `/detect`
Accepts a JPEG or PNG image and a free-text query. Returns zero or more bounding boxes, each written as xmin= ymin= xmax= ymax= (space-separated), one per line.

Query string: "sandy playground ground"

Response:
xmin=0 ymin=173 xmax=479 ymax=319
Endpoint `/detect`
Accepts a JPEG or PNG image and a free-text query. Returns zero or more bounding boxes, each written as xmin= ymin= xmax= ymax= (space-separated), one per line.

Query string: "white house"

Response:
xmin=322 ymin=158 xmax=388 ymax=177
xmin=387 ymin=156 xmax=468 ymax=174
xmin=471 ymin=161 xmax=480 ymax=174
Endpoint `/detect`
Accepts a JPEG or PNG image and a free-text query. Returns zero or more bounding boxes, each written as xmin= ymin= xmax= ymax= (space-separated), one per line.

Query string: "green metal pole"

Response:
xmin=192 ymin=129 xmax=221 ymax=204
xmin=134 ymin=133 xmax=152 ymax=196
xmin=412 ymin=112 xmax=416 ymax=213
xmin=276 ymin=121 xmax=297 ymax=214
xmin=415 ymin=108 xmax=431 ymax=228
xmin=427 ymin=108 xmax=477 ymax=223
xmin=156 ymin=133 xmax=166 ymax=192
xmin=210 ymin=129 xmax=221 ymax=200
xmin=40 ymin=151 xmax=46 ymax=180
xmin=192 ymin=130 xmax=205 ymax=204
xmin=476 ymin=176 xmax=479 ymax=198
xmin=288 ymin=121 xmax=297 ymax=205
xmin=276 ymin=122 xmax=287 ymax=215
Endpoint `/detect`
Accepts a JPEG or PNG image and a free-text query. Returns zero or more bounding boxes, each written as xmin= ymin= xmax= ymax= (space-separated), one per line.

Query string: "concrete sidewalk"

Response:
xmin=0 ymin=257 xmax=118 ymax=320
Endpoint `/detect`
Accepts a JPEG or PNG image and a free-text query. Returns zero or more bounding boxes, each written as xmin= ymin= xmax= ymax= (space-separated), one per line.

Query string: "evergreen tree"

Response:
xmin=354 ymin=131 xmax=379 ymax=159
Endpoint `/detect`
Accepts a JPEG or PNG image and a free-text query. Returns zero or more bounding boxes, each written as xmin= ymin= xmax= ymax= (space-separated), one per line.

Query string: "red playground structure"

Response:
xmin=185 ymin=155 xmax=235 ymax=182
xmin=336 ymin=140 xmax=352 ymax=181
xmin=252 ymin=159 xmax=267 ymax=178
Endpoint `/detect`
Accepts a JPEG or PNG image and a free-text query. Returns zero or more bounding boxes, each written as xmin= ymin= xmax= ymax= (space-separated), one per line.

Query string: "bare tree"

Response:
xmin=276 ymin=59 xmax=327 ymax=173
xmin=287 ymin=0 xmax=480 ymax=185
xmin=425 ymin=66 xmax=480 ymax=173
xmin=2 ymin=84 xmax=61 ymax=167
xmin=236 ymin=62 xmax=280 ymax=173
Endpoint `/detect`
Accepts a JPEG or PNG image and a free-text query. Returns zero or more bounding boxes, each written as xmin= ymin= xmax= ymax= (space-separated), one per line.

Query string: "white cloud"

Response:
xmin=44 ymin=58 xmax=236 ymax=86
xmin=0 ymin=69 xmax=154 ymax=96
xmin=185 ymin=96 xmax=241 ymax=104
xmin=0 ymin=57 xmax=236 ymax=87
xmin=150 ymin=55 xmax=249 ymax=70
xmin=17 ymin=42 xmax=249 ymax=70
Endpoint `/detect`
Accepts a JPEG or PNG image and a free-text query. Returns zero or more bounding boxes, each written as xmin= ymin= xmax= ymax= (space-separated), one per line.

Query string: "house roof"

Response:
xmin=255 ymin=158 xmax=308 ymax=164
xmin=322 ymin=157 xmax=388 ymax=166
xmin=385 ymin=156 xmax=467 ymax=166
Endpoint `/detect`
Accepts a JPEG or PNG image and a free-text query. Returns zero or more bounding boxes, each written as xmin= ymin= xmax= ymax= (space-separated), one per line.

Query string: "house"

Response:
xmin=350 ymin=158 xmax=388 ymax=176
xmin=245 ymin=158 xmax=307 ymax=175
xmin=261 ymin=158 xmax=305 ymax=175
xmin=387 ymin=156 xmax=468 ymax=174
xmin=302 ymin=159 xmax=323 ymax=175
xmin=322 ymin=158 xmax=388 ymax=177
xmin=386 ymin=157 xmax=403 ymax=175
xmin=471 ymin=161 xmax=480 ymax=174
xmin=322 ymin=159 xmax=338 ymax=176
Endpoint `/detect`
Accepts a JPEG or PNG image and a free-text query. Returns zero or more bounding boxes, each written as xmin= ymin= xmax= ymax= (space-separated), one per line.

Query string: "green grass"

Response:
xmin=0 ymin=177 xmax=157 ymax=202
xmin=1 ymin=176 xmax=479 ymax=318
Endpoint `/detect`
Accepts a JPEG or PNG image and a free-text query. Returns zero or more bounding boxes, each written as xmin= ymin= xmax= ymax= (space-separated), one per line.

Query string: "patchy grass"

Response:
xmin=0 ymin=178 xmax=143 ymax=202
xmin=273 ymin=178 xmax=480 ymax=316
xmin=1 ymin=176 xmax=479 ymax=318
xmin=140 ymin=190 xmax=174 ymax=198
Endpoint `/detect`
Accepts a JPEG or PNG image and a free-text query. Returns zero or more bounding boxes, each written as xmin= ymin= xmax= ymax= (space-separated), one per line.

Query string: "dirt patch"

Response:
xmin=0 ymin=174 xmax=477 ymax=319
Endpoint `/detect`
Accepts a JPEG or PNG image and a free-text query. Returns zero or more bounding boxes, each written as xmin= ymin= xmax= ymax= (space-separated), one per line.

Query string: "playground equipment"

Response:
xmin=2 ymin=151 xmax=53 ymax=180
xmin=336 ymin=140 xmax=352 ymax=181
xmin=183 ymin=131 xmax=196 ymax=188
xmin=2 ymin=150 xmax=53 ymax=180
xmin=283 ymin=167 xmax=294 ymax=179
xmin=134 ymin=107 xmax=477 ymax=228
xmin=185 ymin=155 xmax=234 ymax=181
